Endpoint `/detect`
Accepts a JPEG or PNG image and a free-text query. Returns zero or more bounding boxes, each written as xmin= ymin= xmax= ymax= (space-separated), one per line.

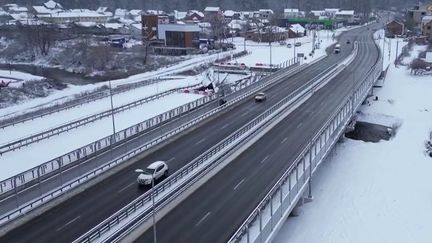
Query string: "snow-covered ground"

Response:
xmin=231 ymin=30 xmax=337 ymax=67
xmin=0 ymin=92 xmax=204 ymax=181
xmin=0 ymin=48 xmax=241 ymax=117
xmin=274 ymin=34 xmax=432 ymax=242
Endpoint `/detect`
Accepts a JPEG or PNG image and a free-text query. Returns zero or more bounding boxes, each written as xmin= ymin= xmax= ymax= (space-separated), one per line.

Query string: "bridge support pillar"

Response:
xmin=291 ymin=197 xmax=304 ymax=216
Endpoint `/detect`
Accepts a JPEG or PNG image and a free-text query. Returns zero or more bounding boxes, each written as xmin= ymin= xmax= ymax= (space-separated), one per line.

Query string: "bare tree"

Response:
xmin=208 ymin=14 xmax=227 ymax=43
xmin=19 ymin=25 xmax=56 ymax=57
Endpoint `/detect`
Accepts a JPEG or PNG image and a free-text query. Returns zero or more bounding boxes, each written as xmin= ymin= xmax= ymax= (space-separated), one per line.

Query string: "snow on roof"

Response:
xmin=131 ymin=23 xmax=142 ymax=30
xmin=114 ymin=8 xmax=128 ymax=17
xmin=33 ymin=6 xmax=59 ymax=14
xmin=336 ymin=10 xmax=355 ymax=16
xmin=189 ymin=10 xmax=204 ymax=18
xmin=103 ymin=23 xmax=124 ymax=29
xmin=76 ymin=21 xmax=97 ymax=27
xmin=9 ymin=6 xmax=28 ymax=12
xmin=325 ymin=8 xmax=340 ymax=12
xmin=134 ymin=15 xmax=141 ymax=22
xmin=129 ymin=9 xmax=142 ymax=16
xmin=146 ymin=10 xmax=165 ymax=15
xmin=173 ymin=10 xmax=187 ymax=20
xmin=284 ymin=8 xmax=299 ymax=13
xmin=289 ymin=23 xmax=305 ymax=33
xmin=259 ymin=9 xmax=274 ymax=14
xmin=44 ymin=0 xmax=62 ymax=9
xmin=50 ymin=10 xmax=107 ymax=18
xmin=204 ymin=7 xmax=220 ymax=12
xmin=96 ymin=7 xmax=108 ymax=13
xmin=198 ymin=22 xmax=211 ymax=28
xmin=224 ymin=10 xmax=235 ymax=17
xmin=422 ymin=16 xmax=432 ymax=23
xmin=10 ymin=13 xmax=28 ymax=20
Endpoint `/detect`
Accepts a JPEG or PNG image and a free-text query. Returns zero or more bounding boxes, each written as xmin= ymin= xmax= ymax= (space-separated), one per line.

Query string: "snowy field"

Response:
xmin=0 ymin=48 xmax=241 ymax=117
xmin=274 ymin=35 xmax=432 ymax=242
xmin=232 ymin=30 xmax=337 ymax=67
xmin=0 ymin=76 xmax=203 ymax=145
xmin=0 ymin=92 xmax=204 ymax=181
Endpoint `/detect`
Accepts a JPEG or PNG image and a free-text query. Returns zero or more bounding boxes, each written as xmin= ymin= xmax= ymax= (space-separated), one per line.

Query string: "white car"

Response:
xmin=254 ymin=92 xmax=267 ymax=102
xmin=135 ymin=161 xmax=169 ymax=186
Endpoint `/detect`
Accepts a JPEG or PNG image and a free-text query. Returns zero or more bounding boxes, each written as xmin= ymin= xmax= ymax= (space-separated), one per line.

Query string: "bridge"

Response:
xmin=0 ymin=23 xmax=382 ymax=243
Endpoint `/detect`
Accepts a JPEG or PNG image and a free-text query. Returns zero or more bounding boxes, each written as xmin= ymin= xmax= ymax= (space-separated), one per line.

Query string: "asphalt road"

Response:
xmin=135 ymin=26 xmax=380 ymax=243
xmin=0 ymin=27 xmax=363 ymax=243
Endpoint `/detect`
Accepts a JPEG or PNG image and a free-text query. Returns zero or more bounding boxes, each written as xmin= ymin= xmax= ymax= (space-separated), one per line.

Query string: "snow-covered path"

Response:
xmin=0 ymin=77 xmax=201 ymax=145
xmin=274 ymin=36 xmax=432 ymax=242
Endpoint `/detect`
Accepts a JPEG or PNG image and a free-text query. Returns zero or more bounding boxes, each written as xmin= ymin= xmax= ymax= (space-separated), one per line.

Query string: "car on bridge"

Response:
xmin=135 ymin=161 xmax=169 ymax=186
xmin=254 ymin=92 xmax=267 ymax=102
xmin=334 ymin=44 xmax=341 ymax=54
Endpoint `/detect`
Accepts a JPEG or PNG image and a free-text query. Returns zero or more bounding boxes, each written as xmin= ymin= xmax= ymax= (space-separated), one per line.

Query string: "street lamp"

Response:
xmin=135 ymin=168 xmax=157 ymax=243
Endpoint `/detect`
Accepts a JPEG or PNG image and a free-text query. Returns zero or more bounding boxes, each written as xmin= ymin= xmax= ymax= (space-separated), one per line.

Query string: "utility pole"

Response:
xmin=395 ymin=36 xmax=399 ymax=66
xmin=151 ymin=174 xmax=157 ymax=243
xmin=108 ymin=80 xmax=116 ymax=139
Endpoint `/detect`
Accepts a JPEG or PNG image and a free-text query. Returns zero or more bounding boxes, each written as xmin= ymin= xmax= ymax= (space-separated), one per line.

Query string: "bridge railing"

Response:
xmin=0 ymin=84 xmax=201 ymax=155
xmin=0 ymin=58 xmax=301 ymax=227
xmin=72 ymin=58 xmax=346 ymax=243
xmin=228 ymin=40 xmax=383 ymax=243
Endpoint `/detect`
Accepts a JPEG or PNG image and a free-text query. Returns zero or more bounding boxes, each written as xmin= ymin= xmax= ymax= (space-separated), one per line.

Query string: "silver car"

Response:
xmin=254 ymin=92 xmax=267 ymax=102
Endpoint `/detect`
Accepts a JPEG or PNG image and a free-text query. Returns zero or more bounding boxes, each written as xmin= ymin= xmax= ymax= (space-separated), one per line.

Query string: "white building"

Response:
xmin=44 ymin=0 xmax=63 ymax=10
xmin=324 ymin=8 xmax=340 ymax=17
xmin=259 ymin=9 xmax=274 ymax=20
xmin=38 ymin=9 xmax=110 ymax=24
xmin=335 ymin=10 xmax=355 ymax=23
xmin=284 ymin=8 xmax=302 ymax=18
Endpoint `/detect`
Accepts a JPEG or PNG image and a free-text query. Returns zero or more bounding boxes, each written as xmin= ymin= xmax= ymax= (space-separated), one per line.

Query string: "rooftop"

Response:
xmin=204 ymin=7 xmax=221 ymax=12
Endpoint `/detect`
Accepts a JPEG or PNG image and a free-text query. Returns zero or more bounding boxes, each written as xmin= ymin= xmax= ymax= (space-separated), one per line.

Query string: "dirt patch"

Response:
xmin=346 ymin=121 xmax=395 ymax=143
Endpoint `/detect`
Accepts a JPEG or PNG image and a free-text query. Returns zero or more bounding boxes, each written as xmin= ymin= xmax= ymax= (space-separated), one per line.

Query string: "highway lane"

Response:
xmin=135 ymin=27 xmax=380 ymax=243
xmin=0 ymin=28 xmax=359 ymax=243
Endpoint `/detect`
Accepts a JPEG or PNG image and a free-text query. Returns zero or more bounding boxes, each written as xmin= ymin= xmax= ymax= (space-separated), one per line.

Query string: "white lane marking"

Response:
xmin=195 ymin=138 xmax=206 ymax=145
xmin=118 ymin=182 xmax=135 ymax=193
xmin=297 ymin=123 xmax=303 ymax=128
xmin=167 ymin=157 xmax=175 ymax=163
xmin=220 ymin=123 xmax=231 ymax=130
xmin=240 ymin=111 xmax=249 ymax=117
xmin=56 ymin=216 xmax=81 ymax=231
xmin=281 ymin=137 xmax=288 ymax=144
xmin=260 ymin=155 xmax=270 ymax=164
xmin=196 ymin=212 xmax=211 ymax=227
xmin=233 ymin=178 xmax=245 ymax=191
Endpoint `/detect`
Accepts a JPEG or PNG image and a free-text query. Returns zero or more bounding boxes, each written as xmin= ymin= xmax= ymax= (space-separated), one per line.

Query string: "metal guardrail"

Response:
xmin=0 ymin=78 xmax=172 ymax=130
xmin=0 ymin=84 xmax=200 ymax=155
xmin=0 ymin=50 xmax=250 ymax=130
xmin=73 ymin=57 xmax=347 ymax=243
xmin=0 ymin=58 xmax=302 ymax=227
xmin=228 ymin=39 xmax=382 ymax=243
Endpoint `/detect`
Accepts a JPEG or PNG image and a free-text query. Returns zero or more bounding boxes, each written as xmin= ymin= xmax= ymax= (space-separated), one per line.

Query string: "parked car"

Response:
xmin=279 ymin=40 xmax=287 ymax=45
xmin=287 ymin=43 xmax=292 ymax=48
xmin=294 ymin=42 xmax=301 ymax=47
xmin=135 ymin=161 xmax=169 ymax=186
xmin=254 ymin=92 xmax=267 ymax=102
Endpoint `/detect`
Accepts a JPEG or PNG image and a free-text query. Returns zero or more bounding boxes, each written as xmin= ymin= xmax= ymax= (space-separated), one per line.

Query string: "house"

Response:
xmin=38 ymin=9 xmax=110 ymax=24
xmin=0 ymin=8 xmax=12 ymax=24
xmin=142 ymin=14 xmax=170 ymax=39
xmin=310 ymin=10 xmax=326 ymax=19
xmin=406 ymin=3 xmax=432 ymax=27
xmin=129 ymin=9 xmax=142 ymax=18
xmin=288 ymin=23 xmax=305 ymax=37
xmin=335 ymin=10 xmax=355 ymax=24
xmin=228 ymin=19 xmax=246 ymax=34
xmin=8 ymin=6 xmax=28 ymax=14
xmin=31 ymin=6 xmax=60 ymax=18
xmin=258 ymin=9 xmax=274 ymax=21
xmin=324 ymin=8 xmax=340 ymax=18
xmin=204 ymin=7 xmax=222 ymax=20
xmin=421 ymin=16 xmax=432 ymax=40
xmin=157 ymin=23 xmax=200 ymax=48
xmin=44 ymin=0 xmax=62 ymax=10
xmin=386 ymin=20 xmax=404 ymax=37
xmin=184 ymin=10 xmax=204 ymax=22
xmin=284 ymin=9 xmax=302 ymax=19
xmin=173 ymin=10 xmax=187 ymax=21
